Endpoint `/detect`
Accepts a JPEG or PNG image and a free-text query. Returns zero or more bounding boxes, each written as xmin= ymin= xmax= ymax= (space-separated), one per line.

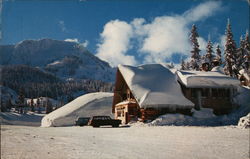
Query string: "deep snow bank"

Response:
xmin=149 ymin=108 xmax=218 ymax=126
xmin=41 ymin=92 xmax=113 ymax=127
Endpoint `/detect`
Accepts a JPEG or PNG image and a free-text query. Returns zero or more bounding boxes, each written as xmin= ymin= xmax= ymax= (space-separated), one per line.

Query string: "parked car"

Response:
xmin=88 ymin=116 xmax=121 ymax=127
xmin=75 ymin=117 xmax=90 ymax=126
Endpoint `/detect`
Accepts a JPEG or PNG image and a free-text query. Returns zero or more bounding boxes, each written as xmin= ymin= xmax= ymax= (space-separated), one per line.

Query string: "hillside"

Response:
xmin=0 ymin=65 xmax=114 ymax=101
xmin=0 ymin=39 xmax=115 ymax=82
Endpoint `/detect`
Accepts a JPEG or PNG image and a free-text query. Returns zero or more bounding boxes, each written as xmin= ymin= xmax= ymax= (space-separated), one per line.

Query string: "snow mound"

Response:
xmin=149 ymin=113 xmax=193 ymax=126
xmin=149 ymin=108 xmax=215 ymax=126
xmin=41 ymin=92 xmax=113 ymax=127
xmin=192 ymin=108 xmax=216 ymax=119
xmin=211 ymin=66 xmax=225 ymax=74
xmin=238 ymin=113 xmax=250 ymax=129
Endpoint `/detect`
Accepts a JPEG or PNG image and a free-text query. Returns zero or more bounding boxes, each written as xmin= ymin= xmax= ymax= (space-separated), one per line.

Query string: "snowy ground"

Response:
xmin=1 ymin=124 xmax=249 ymax=159
xmin=0 ymin=112 xmax=45 ymax=126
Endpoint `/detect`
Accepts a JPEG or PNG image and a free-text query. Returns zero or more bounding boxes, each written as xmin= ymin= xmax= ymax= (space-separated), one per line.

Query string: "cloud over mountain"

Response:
xmin=96 ymin=20 xmax=137 ymax=67
xmin=96 ymin=1 xmax=223 ymax=66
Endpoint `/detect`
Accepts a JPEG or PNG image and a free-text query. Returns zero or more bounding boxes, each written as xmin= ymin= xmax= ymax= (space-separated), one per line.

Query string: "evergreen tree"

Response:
xmin=243 ymin=30 xmax=250 ymax=71
xmin=189 ymin=24 xmax=201 ymax=70
xmin=215 ymin=45 xmax=222 ymax=65
xmin=224 ymin=19 xmax=237 ymax=77
xmin=205 ymin=40 xmax=214 ymax=70
xmin=18 ymin=87 xmax=25 ymax=105
xmin=30 ymin=98 xmax=34 ymax=112
xmin=181 ymin=58 xmax=186 ymax=70
xmin=236 ymin=36 xmax=245 ymax=70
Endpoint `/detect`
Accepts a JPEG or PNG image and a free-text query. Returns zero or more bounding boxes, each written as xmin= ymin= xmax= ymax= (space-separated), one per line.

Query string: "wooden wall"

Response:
xmin=179 ymin=83 xmax=238 ymax=114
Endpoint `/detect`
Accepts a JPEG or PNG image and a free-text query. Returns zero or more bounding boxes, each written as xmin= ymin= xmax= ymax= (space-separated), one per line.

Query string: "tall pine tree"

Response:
xmin=205 ymin=40 xmax=214 ymax=70
xmin=215 ymin=45 xmax=222 ymax=65
xmin=224 ymin=19 xmax=237 ymax=77
xmin=243 ymin=30 xmax=250 ymax=71
xmin=189 ymin=24 xmax=201 ymax=70
xmin=236 ymin=36 xmax=245 ymax=70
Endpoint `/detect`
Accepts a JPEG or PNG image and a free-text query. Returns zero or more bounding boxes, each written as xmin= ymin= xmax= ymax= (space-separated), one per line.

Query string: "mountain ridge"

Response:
xmin=0 ymin=38 xmax=115 ymax=82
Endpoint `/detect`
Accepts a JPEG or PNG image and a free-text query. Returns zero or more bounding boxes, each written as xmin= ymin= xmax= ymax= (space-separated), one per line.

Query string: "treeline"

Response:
xmin=182 ymin=19 xmax=249 ymax=80
xmin=9 ymin=80 xmax=114 ymax=99
xmin=1 ymin=65 xmax=114 ymax=100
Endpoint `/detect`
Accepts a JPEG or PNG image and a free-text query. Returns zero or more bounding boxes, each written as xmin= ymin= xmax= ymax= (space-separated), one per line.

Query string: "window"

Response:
xmin=117 ymin=110 xmax=124 ymax=117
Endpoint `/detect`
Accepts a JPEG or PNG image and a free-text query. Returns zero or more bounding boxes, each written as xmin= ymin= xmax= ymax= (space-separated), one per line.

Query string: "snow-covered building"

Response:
xmin=176 ymin=66 xmax=240 ymax=114
xmin=112 ymin=64 xmax=194 ymax=124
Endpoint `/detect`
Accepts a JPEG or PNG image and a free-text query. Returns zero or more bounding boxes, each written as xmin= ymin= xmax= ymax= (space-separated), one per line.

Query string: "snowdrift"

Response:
xmin=41 ymin=92 xmax=113 ymax=127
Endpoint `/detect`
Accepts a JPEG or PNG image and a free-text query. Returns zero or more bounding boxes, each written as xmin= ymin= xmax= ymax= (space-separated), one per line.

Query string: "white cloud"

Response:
xmin=139 ymin=16 xmax=190 ymax=63
xmin=137 ymin=1 xmax=222 ymax=64
xmin=81 ymin=40 xmax=89 ymax=47
xmin=64 ymin=38 xmax=79 ymax=43
xmin=183 ymin=1 xmax=222 ymax=22
xmin=64 ymin=38 xmax=89 ymax=47
xmin=96 ymin=20 xmax=137 ymax=67
xmin=96 ymin=1 xmax=223 ymax=66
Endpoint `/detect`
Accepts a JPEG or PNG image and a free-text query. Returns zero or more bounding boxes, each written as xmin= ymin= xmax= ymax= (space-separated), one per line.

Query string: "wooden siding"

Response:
xmin=179 ymin=82 xmax=238 ymax=114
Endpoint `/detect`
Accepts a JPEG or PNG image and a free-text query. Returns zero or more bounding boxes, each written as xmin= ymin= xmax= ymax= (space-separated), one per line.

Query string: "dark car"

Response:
xmin=75 ymin=117 xmax=90 ymax=126
xmin=88 ymin=116 xmax=121 ymax=127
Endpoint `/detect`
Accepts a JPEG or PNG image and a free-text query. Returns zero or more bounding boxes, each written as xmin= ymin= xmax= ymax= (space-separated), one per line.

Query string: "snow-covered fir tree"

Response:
xmin=236 ymin=36 xmax=245 ymax=71
xmin=215 ymin=45 xmax=222 ymax=65
xmin=224 ymin=19 xmax=237 ymax=77
xmin=181 ymin=58 xmax=186 ymax=70
xmin=189 ymin=24 xmax=201 ymax=70
xmin=205 ymin=40 xmax=214 ymax=70
xmin=243 ymin=30 xmax=250 ymax=71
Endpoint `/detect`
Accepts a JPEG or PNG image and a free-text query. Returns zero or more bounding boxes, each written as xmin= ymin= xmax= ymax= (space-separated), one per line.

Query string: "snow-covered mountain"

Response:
xmin=0 ymin=39 xmax=115 ymax=82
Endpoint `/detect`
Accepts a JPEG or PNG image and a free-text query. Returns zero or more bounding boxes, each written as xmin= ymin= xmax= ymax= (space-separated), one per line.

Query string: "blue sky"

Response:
xmin=1 ymin=0 xmax=249 ymax=66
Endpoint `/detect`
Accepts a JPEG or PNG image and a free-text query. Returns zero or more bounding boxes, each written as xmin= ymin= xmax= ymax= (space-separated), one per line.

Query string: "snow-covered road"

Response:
xmin=1 ymin=125 xmax=249 ymax=159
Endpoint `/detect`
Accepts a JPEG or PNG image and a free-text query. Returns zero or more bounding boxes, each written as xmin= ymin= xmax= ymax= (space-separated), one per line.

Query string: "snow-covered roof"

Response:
xmin=117 ymin=64 xmax=194 ymax=109
xmin=116 ymin=100 xmax=137 ymax=106
xmin=177 ymin=67 xmax=240 ymax=88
